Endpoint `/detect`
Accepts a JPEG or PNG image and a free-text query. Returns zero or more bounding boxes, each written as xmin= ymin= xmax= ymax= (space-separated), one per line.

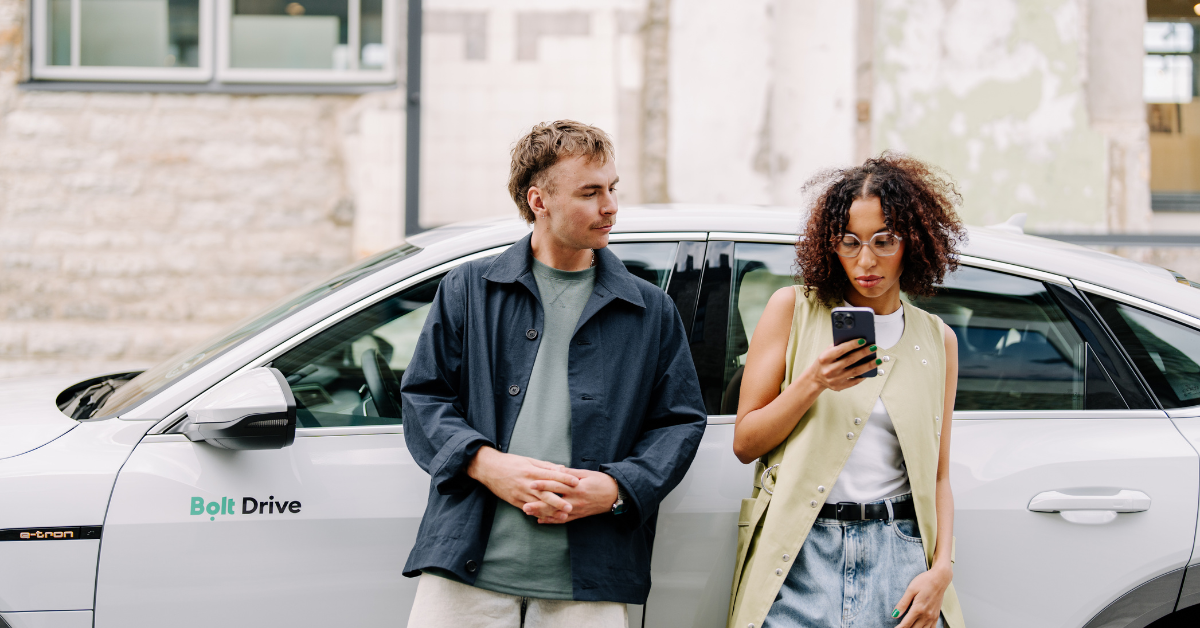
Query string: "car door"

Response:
xmin=647 ymin=237 xmax=1199 ymax=628
xmin=645 ymin=235 xmax=796 ymax=628
xmin=93 ymin=238 xmax=689 ymax=628
xmin=909 ymin=262 xmax=1197 ymax=628
xmin=1081 ymin=285 xmax=1200 ymax=616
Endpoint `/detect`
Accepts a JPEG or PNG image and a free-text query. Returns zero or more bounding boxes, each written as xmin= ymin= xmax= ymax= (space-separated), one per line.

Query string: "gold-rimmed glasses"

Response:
xmin=834 ymin=231 xmax=903 ymax=258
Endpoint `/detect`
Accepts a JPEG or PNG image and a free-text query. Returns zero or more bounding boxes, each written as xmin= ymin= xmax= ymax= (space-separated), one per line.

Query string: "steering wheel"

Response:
xmin=361 ymin=348 xmax=403 ymax=419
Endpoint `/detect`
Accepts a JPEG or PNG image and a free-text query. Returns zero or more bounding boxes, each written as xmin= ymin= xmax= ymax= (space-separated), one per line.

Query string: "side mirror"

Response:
xmin=184 ymin=367 xmax=296 ymax=450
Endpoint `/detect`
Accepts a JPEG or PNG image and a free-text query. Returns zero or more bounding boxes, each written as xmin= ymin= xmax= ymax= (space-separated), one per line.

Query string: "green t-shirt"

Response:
xmin=472 ymin=258 xmax=596 ymax=599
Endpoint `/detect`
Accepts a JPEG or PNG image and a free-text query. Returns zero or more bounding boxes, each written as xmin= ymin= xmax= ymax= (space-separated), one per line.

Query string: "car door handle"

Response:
xmin=1027 ymin=490 xmax=1151 ymax=513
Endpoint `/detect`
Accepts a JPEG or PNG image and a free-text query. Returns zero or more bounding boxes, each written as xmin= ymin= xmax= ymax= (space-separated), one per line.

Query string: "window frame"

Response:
xmin=31 ymin=0 xmax=216 ymax=82
xmin=214 ymin=0 xmax=398 ymax=85
xmin=1076 ymin=279 xmax=1200 ymax=416
xmin=30 ymin=0 xmax=398 ymax=84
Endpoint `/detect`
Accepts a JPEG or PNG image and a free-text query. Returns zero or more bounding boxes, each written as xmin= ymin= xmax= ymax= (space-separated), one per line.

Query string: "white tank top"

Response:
xmin=826 ymin=304 xmax=911 ymax=504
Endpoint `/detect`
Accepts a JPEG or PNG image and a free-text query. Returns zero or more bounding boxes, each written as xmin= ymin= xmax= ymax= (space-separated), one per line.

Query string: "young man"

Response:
xmin=401 ymin=120 xmax=706 ymax=627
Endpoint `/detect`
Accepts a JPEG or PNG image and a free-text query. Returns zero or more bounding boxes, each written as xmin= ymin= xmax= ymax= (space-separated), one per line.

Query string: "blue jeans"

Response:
xmin=762 ymin=495 xmax=942 ymax=628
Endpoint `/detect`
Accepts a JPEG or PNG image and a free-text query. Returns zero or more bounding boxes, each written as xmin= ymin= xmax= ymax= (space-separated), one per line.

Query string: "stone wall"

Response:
xmin=0 ymin=90 xmax=362 ymax=377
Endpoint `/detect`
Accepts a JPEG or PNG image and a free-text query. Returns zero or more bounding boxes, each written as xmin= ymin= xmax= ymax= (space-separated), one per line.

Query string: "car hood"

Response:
xmin=0 ymin=374 xmax=88 ymax=459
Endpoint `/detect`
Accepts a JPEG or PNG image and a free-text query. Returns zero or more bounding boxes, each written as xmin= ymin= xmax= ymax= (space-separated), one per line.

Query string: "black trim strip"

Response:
xmin=0 ymin=526 xmax=102 ymax=541
xmin=1082 ymin=567 xmax=1183 ymax=628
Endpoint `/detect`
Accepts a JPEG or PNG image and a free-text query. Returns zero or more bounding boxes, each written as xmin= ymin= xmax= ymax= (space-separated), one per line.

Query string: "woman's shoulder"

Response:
xmin=902 ymin=300 xmax=948 ymax=338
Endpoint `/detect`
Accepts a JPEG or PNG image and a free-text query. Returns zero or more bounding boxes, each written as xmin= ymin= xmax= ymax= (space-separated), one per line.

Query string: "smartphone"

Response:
xmin=831 ymin=306 xmax=877 ymax=378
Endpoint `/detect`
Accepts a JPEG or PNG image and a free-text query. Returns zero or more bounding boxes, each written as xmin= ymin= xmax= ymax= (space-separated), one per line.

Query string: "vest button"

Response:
xmin=466 ymin=560 xmax=478 ymax=573
xmin=775 ymin=568 xmax=783 ymax=576
xmin=847 ymin=432 xmax=855 ymax=440
xmin=854 ymin=417 xmax=862 ymax=425
xmin=782 ymin=553 xmax=790 ymax=562
xmin=810 ymin=500 xmax=817 ymax=508
xmin=817 ymin=486 xmax=825 ymax=493
xmin=922 ymin=359 xmax=928 ymax=365
xmin=878 ymin=369 xmax=885 ymax=375
xmin=914 ymin=345 xmax=921 ymax=351
xmin=882 ymin=355 xmax=891 ymax=362
xmin=526 ymin=329 xmax=538 ymax=340
xmin=508 ymin=385 xmax=520 ymax=396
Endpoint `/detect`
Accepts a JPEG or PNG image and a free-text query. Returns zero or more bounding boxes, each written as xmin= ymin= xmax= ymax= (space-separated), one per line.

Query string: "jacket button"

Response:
xmin=526 ymin=329 xmax=538 ymax=340
xmin=817 ymin=486 xmax=825 ymax=493
xmin=847 ymin=432 xmax=855 ymax=440
xmin=878 ymin=369 xmax=885 ymax=375
xmin=465 ymin=560 xmax=478 ymax=573
xmin=914 ymin=345 xmax=920 ymax=351
xmin=782 ymin=553 xmax=790 ymax=562
xmin=775 ymin=568 xmax=783 ymax=576
xmin=508 ymin=385 xmax=520 ymax=396
xmin=882 ymin=355 xmax=891 ymax=362
xmin=810 ymin=500 xmax=817 ymax=508
xmin=854 ymin=417 xmax=862 ymax=425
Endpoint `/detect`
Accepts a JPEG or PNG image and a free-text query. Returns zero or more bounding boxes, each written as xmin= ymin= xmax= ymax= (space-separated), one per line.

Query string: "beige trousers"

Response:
xmin=406 ymin=574 xmax=628 ymax=628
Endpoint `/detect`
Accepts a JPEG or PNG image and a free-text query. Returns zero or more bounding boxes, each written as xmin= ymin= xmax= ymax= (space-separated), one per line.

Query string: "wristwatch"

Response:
xmin=610 ymin=485 xmax=629 ymax=516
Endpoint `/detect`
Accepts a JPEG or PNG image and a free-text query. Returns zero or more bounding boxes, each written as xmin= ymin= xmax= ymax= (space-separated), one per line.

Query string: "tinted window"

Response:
xmin=1089 ymin=295 xmax=1200 ymax=409
xmin=720 ymin=243 xmax=795 ymax=414
xmin=274 ymin=275 xmax=442 ymax=427
xmin=608 ymin=242 xmax=679 ymax=289
xmin=911 ymin=266 xmax=1124 ymax=411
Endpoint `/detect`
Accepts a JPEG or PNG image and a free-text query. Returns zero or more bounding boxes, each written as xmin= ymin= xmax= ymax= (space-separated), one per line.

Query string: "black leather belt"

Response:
xmin=818 ymin=499 xmax=916 ymax=521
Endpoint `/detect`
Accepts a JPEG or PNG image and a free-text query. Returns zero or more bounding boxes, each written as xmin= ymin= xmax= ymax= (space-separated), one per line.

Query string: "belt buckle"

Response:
xmin=835 ymin=502 xmax=864 ymax=521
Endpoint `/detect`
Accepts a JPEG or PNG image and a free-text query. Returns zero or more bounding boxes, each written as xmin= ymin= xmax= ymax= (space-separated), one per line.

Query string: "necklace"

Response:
xmin=590 ymin=249 xmax=596 ymax=268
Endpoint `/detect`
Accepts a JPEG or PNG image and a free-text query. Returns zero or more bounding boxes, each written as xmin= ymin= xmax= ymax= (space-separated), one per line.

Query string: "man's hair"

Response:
xmin=796 ymin=152 xmax=966 ymax=305
xmin=508 ymin=120 xmax=615 ymax=223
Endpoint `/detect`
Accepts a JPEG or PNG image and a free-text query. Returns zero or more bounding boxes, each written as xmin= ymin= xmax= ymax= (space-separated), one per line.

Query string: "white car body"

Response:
xmin=3 ymin=207 xmax=1200 ymax=628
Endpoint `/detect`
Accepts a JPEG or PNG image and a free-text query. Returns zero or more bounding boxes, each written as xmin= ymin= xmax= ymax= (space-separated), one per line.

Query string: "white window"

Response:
xmin=31 ymin=0 xmax=396 ymax=84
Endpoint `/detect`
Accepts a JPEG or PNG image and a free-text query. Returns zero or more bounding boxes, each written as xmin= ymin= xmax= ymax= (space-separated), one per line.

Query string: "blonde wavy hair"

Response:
xmin=508 ymin=120 xmax=615 ymax=223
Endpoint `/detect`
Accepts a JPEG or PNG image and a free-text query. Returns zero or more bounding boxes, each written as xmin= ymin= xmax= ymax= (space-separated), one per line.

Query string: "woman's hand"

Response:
xmin=894 ymin=564 xmax=951 ymax=628
xmin=804 ymin=339 xmax=880 ymax=392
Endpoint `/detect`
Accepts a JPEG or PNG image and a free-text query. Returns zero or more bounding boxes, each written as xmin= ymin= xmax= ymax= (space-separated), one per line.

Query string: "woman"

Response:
xmin=727 ymin=154 xmax=966 ymax=628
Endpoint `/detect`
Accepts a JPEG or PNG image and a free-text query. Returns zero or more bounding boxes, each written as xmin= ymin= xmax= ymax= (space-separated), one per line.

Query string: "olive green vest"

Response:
xmin=727 ymin=287 xmax=965 ymax=628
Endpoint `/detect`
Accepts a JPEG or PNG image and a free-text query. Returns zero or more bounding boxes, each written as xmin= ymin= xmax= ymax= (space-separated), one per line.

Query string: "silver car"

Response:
xmin=5 ymin=207 xmax=1200 ymax=628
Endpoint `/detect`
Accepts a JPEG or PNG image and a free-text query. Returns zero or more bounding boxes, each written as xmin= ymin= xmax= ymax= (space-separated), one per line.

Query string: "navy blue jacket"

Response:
xmin=401 ymin=234 xmax=707 ymax=604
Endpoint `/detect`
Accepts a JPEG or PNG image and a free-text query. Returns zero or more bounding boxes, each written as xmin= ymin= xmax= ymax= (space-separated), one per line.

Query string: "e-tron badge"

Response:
xmin=0 ymin=526 xmax=102 ymax=541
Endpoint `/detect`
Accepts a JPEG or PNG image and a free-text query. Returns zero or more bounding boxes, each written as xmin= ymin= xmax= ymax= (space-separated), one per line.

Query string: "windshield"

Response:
xmin=91 ymin=244 xmax=423 ymax=419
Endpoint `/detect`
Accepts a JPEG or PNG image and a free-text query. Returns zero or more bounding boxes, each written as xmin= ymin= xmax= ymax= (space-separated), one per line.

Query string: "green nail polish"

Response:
xmin=858 ymin=339 xmax=865 ymax=345
xmin=875 ymin=358 xmax=882 ymax=365
xmin=892 ymin=610 xmax=901 ymax=619
xmin=869 ymin=345 xmax=878 ymax=351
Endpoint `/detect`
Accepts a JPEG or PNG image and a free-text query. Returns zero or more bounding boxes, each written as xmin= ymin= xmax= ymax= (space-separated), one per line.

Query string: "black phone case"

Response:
xmin=831 ymin=307 xmax=877 ymax=378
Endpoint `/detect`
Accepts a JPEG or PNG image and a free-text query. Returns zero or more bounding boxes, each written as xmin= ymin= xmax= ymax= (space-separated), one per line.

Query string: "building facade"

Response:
xmin=0 ymin=0 xmax=1170 ymax=376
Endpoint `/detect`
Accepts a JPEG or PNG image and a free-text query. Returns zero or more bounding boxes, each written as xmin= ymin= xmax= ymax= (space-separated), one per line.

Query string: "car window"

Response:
xmin=607 ymin=242 xmax=678 ymax=289
xmin=720 ymin=243 xmax=796 ymax=414
xmin=92 ymin=243 xmax=423 ymax=419
xmin=273 ymin=275 xmax=443 ymax=427
xmin=271 ymin=242 xmax=680 ymax=428
xmin=1088 ymin=294 xmax=1200 ymax=409
xmin=910 ymin=266 xmax=1125 ymax=411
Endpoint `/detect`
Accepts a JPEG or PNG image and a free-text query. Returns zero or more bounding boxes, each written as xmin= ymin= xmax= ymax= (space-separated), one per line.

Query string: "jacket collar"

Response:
xmin=482 ymin=233 xmax=646 ymax=309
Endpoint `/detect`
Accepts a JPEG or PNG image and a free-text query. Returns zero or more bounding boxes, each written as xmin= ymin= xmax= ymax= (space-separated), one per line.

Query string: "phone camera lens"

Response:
xmin=845 ymin=318 xmax=854 ymax=328
xmin=834 ymin=321 xmax=844 ymax=329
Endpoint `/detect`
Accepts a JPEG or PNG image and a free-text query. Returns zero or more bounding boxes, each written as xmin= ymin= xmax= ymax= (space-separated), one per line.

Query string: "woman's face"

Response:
xmin=837 ymin=195 xmax=905 ymax=301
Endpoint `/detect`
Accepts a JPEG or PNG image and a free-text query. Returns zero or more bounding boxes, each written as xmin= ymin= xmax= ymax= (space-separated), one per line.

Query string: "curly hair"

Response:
xmin=797 ymin=153 xmax=966 ymax=305
xmin=508 ymin=120 xmax=615 ymax=223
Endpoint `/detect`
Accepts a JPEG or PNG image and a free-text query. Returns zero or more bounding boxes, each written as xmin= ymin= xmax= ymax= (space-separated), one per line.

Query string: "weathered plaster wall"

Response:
xmin=873 ymin=0 xmax=1110 ymax=231
xmin=667 ymin=0 xmax=857 ymax=207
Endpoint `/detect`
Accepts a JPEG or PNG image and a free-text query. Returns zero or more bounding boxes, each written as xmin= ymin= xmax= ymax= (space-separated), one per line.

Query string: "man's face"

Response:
xmin=533 ymin=155 xmax=618 ymax=251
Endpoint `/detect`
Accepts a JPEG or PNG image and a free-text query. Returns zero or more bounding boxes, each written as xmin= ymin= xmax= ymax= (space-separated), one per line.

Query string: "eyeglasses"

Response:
xmin=834 ymin=231 xmax=903 ymax=258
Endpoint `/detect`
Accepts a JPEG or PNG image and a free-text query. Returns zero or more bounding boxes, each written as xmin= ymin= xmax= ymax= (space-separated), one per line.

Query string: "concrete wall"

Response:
xmin=666 ymin=0 xmax=857 ymax=207
xmin=872 ymin=0 xmax=1118 ymax=232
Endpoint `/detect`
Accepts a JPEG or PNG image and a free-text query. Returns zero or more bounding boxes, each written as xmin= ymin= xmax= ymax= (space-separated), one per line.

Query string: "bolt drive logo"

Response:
xmin=191 ymin=496 xmax=302 ymax=521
